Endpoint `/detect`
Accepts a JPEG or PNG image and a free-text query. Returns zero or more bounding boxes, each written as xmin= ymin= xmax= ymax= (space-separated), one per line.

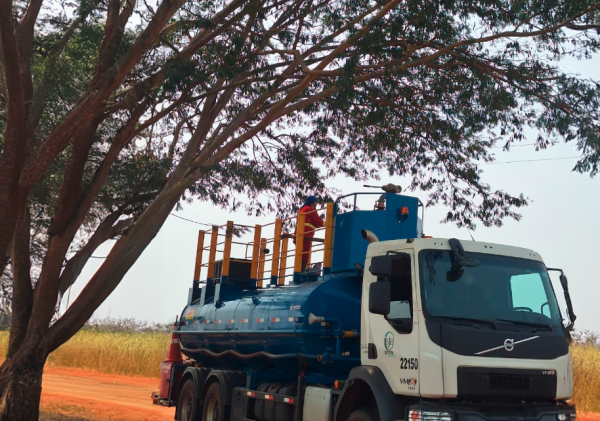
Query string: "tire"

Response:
xmin=202 ymin=382 xmax=229 ymax=421
xmin=177 ymin=379 xmax=201 ymax=421
xmin=348 ymin=408 xmax=380 ymax=421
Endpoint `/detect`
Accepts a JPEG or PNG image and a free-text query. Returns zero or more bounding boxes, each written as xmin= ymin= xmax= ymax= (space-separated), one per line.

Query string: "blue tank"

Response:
xmin=178 ymin=271 xmax=362 ymax=379
xmin=176 ymin=191 xmax=421 ymax=382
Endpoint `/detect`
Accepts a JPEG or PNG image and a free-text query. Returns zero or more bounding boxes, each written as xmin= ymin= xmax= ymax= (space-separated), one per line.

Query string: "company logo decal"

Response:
xmin=384 ymin=331 xmax=394 ymax=350
xmin=400 ymin=378 xmax=417 ymax=390
xmin=475 ymin=336 xmax=540 ymax=355
xmin=290 ymin=305 xmax=301 ymax=310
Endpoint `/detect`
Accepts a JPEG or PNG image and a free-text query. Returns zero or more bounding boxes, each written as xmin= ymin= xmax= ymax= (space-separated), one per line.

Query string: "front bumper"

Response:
xmin=406 ymin=403 xmax=576 ymax=421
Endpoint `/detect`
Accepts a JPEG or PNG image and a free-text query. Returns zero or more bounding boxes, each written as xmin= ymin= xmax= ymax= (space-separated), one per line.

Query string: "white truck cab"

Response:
xmin=335 ymin=236 xmax=576 ymax=421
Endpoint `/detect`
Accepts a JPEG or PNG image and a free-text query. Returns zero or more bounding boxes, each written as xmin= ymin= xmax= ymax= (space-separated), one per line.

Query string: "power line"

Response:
xmin=144 ymin=156 xmax=583 ymax=231
xmin=477 ymin=155 xmax=580 ymax=165
xmin=170 ymin=213 xmax=218 ymax=227
xmin=86 ymin=214 xmax=219 ymax=258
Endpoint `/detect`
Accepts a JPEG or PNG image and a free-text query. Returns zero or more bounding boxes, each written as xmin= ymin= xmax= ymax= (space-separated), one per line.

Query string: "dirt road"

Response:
xmin=38 ymin=365 xmax=600 ymax=421
xmin=40 ymin=366 xmax=174 ymax=421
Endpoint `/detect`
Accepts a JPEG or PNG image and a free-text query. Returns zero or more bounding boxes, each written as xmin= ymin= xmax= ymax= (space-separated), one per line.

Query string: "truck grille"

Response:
xmin=457 ymin=367 xmax=556 ymax=401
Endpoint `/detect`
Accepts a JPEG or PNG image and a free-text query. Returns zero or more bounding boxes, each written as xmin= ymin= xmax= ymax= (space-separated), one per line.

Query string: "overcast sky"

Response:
xmin=61 ymin=54 xmax=600 ymax=334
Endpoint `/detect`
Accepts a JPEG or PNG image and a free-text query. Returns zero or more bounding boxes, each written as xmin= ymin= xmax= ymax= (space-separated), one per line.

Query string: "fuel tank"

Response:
xmin=177 ymin=272 xmax=362 ymax=378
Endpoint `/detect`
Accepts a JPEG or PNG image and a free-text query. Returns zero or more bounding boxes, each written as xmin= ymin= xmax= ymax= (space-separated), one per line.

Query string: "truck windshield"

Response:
xmin=418 ymin=250 xmax=562 ymax=329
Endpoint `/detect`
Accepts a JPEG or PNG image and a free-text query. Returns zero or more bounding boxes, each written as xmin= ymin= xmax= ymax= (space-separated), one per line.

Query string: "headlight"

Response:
xmin=558 ymin=410 xmax=576 ymax=421
xmin=409 ymin=409 xmax=454 ymax=421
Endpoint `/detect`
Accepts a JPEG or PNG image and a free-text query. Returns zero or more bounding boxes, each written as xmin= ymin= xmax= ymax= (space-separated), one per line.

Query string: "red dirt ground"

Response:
xmin=36 ymin=365 xmax=600 ymax=421
xmin=40 ymin=366 xmax=174 ymax=421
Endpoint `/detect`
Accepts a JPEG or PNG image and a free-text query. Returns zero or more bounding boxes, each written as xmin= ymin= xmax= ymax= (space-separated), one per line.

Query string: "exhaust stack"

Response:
xmin=361 ymin=229 xmax=379 ymax=243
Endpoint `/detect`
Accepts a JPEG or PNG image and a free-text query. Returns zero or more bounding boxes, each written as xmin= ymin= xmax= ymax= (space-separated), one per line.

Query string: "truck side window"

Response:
xmin=386 ymin=257 xmax=412 ymax=320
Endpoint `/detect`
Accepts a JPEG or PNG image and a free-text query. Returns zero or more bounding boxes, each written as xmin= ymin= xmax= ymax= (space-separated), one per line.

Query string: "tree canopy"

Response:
xmin=0 ymin=0 xmax=599 ymax=417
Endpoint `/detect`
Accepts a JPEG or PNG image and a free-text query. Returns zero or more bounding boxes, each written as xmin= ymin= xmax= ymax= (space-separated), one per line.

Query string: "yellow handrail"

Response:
xmin=270 ymin=219 xmax=283 ymax=285
xmin=193 ymin=230 xmax=205 ymax=282
xmin=323 ymin=203 xmax=334 ymax=271
xmin=278 ymin=237 xmax=288 ymax=285
xmin=193 ymin=202 xmax=333 ymax=288
xmin=257 ymin=238 xmax=267 ymax=287
xmin=222 ymin=221 xmax=233 ymax=278
xmin=294 ymin=212 xmax=306 ymax=273
xmin=250 ymin=225 xmax=261 ymax=282
xmin=207 ymin=227 xmax=219 ymax=280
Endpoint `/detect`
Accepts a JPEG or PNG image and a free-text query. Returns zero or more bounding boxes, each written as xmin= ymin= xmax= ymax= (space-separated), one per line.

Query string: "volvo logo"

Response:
xmin=475 ymin=336 xmax=540 ymax=355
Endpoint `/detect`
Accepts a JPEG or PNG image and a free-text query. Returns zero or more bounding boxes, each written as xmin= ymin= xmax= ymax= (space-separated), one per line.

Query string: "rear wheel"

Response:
xmin=202 ymin=382 xmax=229 ymax=421
xmin=177 ymin=379 xmax=200 ymax=421
xmin=348 ymin=408 xmax=380 ymax=421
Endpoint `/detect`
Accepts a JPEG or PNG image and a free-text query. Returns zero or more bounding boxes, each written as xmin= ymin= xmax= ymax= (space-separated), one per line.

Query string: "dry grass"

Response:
xmin=0 ymin=330 xmax=599 ymax=411
xmin=571 ymin=344 xmax=600 ymax=413
xmin=0 ymin=330 xmax=170 ymax=378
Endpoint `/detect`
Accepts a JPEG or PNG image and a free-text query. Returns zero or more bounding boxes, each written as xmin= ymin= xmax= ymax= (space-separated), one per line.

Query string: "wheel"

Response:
xmin=202 ymin=382 xmax=229 ymax=421
xmin=177 ymin=379 xmax=201 ymax=421
xmin=348 ymin=408 xmax=380 ymax=421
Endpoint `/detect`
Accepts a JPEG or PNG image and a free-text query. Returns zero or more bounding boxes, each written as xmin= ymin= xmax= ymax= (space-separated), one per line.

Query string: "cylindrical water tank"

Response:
xmin=177 ymin=274 xmax=362 ymax=378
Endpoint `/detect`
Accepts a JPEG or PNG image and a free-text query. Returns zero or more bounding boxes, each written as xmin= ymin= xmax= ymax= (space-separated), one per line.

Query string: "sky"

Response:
xmin=60 ymin=55 xmax=600 ymax=334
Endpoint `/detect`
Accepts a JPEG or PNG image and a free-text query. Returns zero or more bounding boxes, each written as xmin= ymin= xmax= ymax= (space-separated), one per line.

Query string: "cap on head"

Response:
xmin=304 ymin=196 xmax=318 ymax=206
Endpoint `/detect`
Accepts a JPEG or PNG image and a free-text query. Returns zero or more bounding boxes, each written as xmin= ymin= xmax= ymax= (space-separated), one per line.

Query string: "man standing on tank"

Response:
xmin=293 ymin=196 xmax=324 ymax=273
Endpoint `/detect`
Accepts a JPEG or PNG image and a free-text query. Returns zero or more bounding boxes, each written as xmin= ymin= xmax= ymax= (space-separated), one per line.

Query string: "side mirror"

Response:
xmin=548 ymin=268 xmax=577 ymax=331
xmin=559 ymin=273 xmax=577 ymax=330
xmin=369 ymin=281 xmax=391 ymax=315
xmin=369 ymin=253 xmax=410 ymax=277
xmin=559 ymin=273 xmax=569 ymax=290
xmin=448 ymin=238 xmax=480 ymax=270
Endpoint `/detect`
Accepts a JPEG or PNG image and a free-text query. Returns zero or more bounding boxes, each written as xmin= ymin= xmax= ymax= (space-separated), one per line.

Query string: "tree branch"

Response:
xmin=18 ymin=0 xmax=185 ymax=191
xmin=48 ymin=188 xmax=184 ymax=352
xmin=70 ymin=101 xmax=152 ymax=237
xmin=0 ymin=0 xmax=29 ymax=274
xmin=28 ymin=5 xmax=95 ymax=141
xmin=185 ymin=0 xmax=404 ymax=175
xmin=58 ymin=214 xmax=132 ymax=298
xmin=49 ymin=115 xmax=104 ymax=237
xmin=92 ymin=0 xmax=136 ymax=86
xmin=7 ymin=207 xmax=33 ymax=358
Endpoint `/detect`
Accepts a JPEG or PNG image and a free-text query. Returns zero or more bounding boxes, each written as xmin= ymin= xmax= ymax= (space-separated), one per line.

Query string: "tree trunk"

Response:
xmin=0 ymin=351 xmax=46 ymax=421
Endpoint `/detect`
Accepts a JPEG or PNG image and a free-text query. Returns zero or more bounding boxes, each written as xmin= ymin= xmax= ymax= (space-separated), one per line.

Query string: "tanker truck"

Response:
xmin=153 ymin=187 xmax=577 ymax=421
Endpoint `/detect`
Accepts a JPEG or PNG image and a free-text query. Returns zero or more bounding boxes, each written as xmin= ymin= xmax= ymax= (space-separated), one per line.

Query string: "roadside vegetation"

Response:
xmin=0 ymin=321 xmax=598 ymax=411
xmin=571 ymin=330 xmax=600 ymax=413
xmin=0 ymin=318 xmax=171 ymax=378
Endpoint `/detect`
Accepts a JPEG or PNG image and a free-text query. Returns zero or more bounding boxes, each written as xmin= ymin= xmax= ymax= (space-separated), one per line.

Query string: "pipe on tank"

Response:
xmin=181 ymin=347 xmax=321 ymax=361
xmin=180 ymin=347 xmax=360 ymax=364
xmin=361 ymin=229 xmax=379 ymax=243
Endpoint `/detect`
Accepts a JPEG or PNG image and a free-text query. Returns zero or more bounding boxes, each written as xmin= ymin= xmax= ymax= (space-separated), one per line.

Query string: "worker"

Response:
xmin=293 ymin=196 xmax=324 ymax=272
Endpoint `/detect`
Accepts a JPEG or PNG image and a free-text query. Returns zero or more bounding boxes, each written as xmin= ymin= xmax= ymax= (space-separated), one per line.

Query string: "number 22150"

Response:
xmin=400 ymin=358 xmax=418 ymax=370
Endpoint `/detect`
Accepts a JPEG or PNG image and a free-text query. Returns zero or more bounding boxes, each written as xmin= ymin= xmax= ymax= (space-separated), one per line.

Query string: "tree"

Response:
xmin=0 ymin=0 xmax=599 ymax=417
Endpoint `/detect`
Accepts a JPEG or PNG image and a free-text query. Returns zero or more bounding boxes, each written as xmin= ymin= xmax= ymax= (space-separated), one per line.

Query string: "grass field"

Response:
xmin=571 ymin=344 xmax=600 ymax=413
xmin=1 ymin=330 xmax=599 ymax=411
xmin=0 ymin=330 xmax=170 ymax=378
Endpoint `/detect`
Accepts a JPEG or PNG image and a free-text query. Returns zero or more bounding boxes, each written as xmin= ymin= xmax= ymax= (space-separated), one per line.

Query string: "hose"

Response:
xmin=181 ymin=347 xmax=321 ymax=361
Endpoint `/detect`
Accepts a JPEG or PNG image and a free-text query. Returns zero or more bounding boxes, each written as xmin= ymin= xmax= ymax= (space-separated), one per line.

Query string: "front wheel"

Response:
xmin=348 ymin=408 xmax=380 ymax=421
xmin=202 ymin=382 xmax=229 ymax=421
xmin=177 ymin=379 xmax=200 ymax=421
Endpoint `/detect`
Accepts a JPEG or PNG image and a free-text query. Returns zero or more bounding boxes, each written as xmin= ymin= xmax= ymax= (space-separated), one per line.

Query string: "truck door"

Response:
xmin=363 ymin=250 xmax=420 ymax=396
